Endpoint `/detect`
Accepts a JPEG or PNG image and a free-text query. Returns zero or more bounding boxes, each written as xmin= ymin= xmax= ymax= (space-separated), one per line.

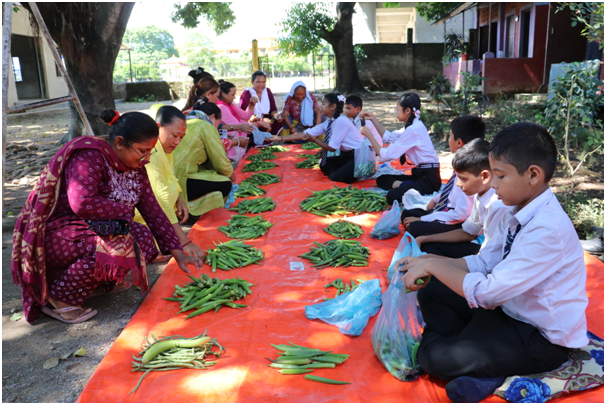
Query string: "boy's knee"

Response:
xmin=407 ymin=220 xmax=425 ymax=237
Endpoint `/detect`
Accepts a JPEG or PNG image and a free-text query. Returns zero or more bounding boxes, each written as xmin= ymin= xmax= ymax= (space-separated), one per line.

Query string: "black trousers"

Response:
xmin=422 ymin=241 xmax=481 ymax=258
xmin=186 ymin=178 xmax=232 ymax=201
xmin=401 ymin=208 xmax=463 ymax=238
xmin=417 ymin=279 xmax=570 ymax=381
xmin=320 ymin=150 xmax=356 ymax=184
xmin=376 ymin=167 xmax=442 ymax=205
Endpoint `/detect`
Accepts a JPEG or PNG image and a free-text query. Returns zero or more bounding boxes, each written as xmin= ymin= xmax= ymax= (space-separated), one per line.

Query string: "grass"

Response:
xmin=558 ymin=193 xmax=605 ymax=239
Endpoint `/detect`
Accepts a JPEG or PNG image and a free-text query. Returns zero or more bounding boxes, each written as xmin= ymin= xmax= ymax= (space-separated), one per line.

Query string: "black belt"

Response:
xmin=417 ymin=163 xmax=440 ymax=169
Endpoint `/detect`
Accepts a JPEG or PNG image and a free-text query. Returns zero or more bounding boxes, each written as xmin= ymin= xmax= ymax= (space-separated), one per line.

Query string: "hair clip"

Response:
xmin=337 ymin=95 xmax=346 ymax=103
xmin=108 ymin=110 xmax=120 ymax=126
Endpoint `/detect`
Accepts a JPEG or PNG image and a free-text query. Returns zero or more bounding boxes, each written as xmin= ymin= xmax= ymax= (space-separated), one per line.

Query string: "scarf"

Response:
xmin=284 ymin=81 xmax=314 ymax=127
xmin=245 ymin=87 xmax=270 ymax=116
xmin=11 ymin=136 xmax=147 ymax=322
xmin=217 ymin=99 xmax=243 ymax=123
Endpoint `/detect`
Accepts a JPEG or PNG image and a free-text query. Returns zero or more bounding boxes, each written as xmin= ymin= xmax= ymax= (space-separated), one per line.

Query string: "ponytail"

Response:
xmin=100 ymin=109 xmax=158 ymax=144
xmin=397 ymin=93 xmax=421 ymax=127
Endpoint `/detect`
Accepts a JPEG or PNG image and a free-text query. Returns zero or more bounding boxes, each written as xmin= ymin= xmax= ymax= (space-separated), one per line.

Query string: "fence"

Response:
xmin=312 ymin=53 xmax=335 ymax=90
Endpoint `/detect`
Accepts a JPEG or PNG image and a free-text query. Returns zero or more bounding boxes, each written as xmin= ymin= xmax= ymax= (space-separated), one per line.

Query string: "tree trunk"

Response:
xmin=24 ymin=2 xmax=134 ymax=140
xmin=322 ymin=3 xmax=365 ymax=95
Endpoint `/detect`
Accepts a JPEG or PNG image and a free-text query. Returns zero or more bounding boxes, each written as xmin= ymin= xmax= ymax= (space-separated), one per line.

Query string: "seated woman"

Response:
xmin=280 ymin=81 xmax=322 ymax=137
xmin=188 ymin=66 xmax=213 ymax=86
xmin=173 ymin=102 xmax=235 ymax=218
xmin=240 ymin=70 xmax=282 ymax=135
xmin=217 ymin=80 xmax=270 ymax=153
xmin=133 ymin=106 xmax=204 ymax=260
xmin=11 ymin=110 xmax=201 ymax=324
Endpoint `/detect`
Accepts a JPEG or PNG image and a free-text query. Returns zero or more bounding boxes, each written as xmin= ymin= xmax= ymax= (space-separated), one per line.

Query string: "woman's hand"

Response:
xmin=249 ymin=115 xmax=260 ymax=123
xmin=269 ymin=135 xmax=281 ymax=142
xmin=361 ymin=111 xmax=377 ymax=121
xmin=262 ymin=117 xmax=271 ymax=123
xmin=172 ymin=250 xmax=203 ymax=274
xmin=258 ymin=121 xmax=271 ymax=131
xmin=360 ymin=126 xmax=373 ymax=139
xmin=237 ymin=123 xmax=255 ymax=134
xmin=229 ymin=173 xmax=237 ymax=183
xmin=175 ymin=196 xmax=189 ymax=224
xmin=183 ymin=241 xmax=204 ymax=258
xmin=250 ymin=96 xmax=259 ymax=105
xmin=302 ymin=132 xmax=316 ymax=142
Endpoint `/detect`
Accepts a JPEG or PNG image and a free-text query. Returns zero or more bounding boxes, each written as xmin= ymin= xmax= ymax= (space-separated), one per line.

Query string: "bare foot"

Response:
xmin=47 ymin=297 xmax=92 ymax=321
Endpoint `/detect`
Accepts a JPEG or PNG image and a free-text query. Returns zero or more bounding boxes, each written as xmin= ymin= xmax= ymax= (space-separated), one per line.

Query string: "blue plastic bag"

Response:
xmin=371 ymin=271 xmax=423 ymax=381
xmin=224 ymin=183 xmax=239 ymax=209
xmin=252 ymin=128 xmax=272 ymax=145
xmin=362 ymin=187 xmax=389 ymax=197
xmin=387 ymin=232 xmax=426 ymax=280
xmin=371 ymin=200 xmax=402 ymax=240
xmin=305 ymin=279 xmax=382 ymax=336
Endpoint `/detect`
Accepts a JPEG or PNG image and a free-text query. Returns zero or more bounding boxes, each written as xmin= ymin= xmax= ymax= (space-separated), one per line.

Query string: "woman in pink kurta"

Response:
xmin=11 ymin=110 xmax=202 ymax=324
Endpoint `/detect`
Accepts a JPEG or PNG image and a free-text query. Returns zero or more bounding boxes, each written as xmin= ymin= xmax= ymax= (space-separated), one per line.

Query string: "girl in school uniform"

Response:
xmin=302 ymin=93 xmax=365 ymax=184
xmin=360 ymin=93 xmax=442 ymax=204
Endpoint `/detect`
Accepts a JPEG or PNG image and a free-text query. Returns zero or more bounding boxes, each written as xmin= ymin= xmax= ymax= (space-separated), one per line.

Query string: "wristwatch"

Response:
xmin=230 ymin=125 xmax=233 ymax=131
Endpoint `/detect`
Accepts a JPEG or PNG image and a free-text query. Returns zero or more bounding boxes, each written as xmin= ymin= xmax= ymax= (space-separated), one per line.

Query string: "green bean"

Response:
xmin=241 ymin=173 xmax=281 ymax=186
xmin=234 ymin=183 xmax=267 ymax=198
xmin=301 ymin=142 xmax=322 ymax=150
xmin=218 ymin=214 xmax=274 ymax=240
xmin=262 ymin=145 xmax=288 ymax=153
xmin=229 ymin=197 xmax=276 ymax=214
xmin=299 ymin=239 xmax=370 ymax=268
xmin=304 ymin=375 xmax=351 ymax=385
xmin=324 ymin=220 xmax=363 ymax=239
xmin=242 ymin=161 xmax=279 ymax=172
xmin=300 ymin=185 xmax=386 ymax=217
xmin=295 ymin=158 xmax=320 ymax=169
xmin=246 ymin=151 xmax=278 ymax=161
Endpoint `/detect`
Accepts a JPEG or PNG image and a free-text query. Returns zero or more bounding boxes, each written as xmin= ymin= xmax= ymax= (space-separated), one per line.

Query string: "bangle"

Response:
xmin=237 ymin=137 xmax=241 ymax=147
xmin=230 ymin=125 xmax=233 ymax=131
xmin=182 ymin=240 xmax=192 ymax=248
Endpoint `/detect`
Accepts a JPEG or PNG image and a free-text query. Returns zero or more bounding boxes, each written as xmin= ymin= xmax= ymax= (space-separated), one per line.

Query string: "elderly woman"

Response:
xmin=173 ymin=102 xmax=235 ymax=218
xmin=239 ymin=70 xmax=282 ymax=135
xmin=11 ymin=110 xmax=202 ymax=324
xmin=280 ymin=81 xmax=322 ymax=136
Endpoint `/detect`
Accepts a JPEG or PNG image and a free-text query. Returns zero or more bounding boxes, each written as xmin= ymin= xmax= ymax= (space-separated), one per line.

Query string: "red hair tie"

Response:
xmin=108 ymin=110 xmax=120 ymax=126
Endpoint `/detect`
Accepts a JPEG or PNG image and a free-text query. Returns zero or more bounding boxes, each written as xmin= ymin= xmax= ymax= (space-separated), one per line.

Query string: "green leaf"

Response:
xmin=43 ymin=357 xmax=60 ymax=369
xmin=9 ymin=313 xmax=22 ymax=321
xmin=74 ymin=347 xmax=87 ymax=357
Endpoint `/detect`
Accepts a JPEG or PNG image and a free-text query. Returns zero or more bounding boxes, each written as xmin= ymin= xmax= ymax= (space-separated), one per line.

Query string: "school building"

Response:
xmin=437 ymin=2 xmax=601 ymax=95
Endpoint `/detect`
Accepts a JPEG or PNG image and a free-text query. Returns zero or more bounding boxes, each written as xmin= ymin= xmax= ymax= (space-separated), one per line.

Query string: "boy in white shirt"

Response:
xmin=401 ymin=116 xmax=486 ymax=238
xmin=416 ymin=139 xmax=508 ymax=258
xmin=343 ymin=95 xmax=383 ymax=147
xmin=398 ymin=122 xmax=588 ymax=403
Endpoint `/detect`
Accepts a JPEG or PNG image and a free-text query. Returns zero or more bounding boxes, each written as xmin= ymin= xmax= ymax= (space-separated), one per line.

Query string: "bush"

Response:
xmin=559 ymin=193 xmax=605 ymax=239
xmin=443 ymin=71 xmax=484 ymax=116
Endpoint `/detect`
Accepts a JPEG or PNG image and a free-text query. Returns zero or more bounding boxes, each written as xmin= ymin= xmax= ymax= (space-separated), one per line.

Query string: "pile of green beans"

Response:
xmin=298 ymin=153 xmax=318 ymax=159
xmin=242 ymin=161 xmax=279 ymax=172
xmin=301 ymin=142 xmax=322 ymax=150
xmin=162 ymin=274 xmax=253 ymax=315
xmin=229 ymin=196 xmax=276 ymax=214
xmin=295 ymin=158 xmax=320 ymax=169
xmin=265 ymin=342 xmax=351 ymax=384
xmin=300 ymin=185 xmax=386 ymax=217
xmin=203 ymin=239 xmax=264 ymax=271
xmin=299 ymin=239 xmax=370 ymax=268
xmin=324 ymin=220 xmax=363 ymax=239
xmin=241 ymin=173 xmax=281 ymax=186
xmin=379 ymin=333 xmax=421 ymax=381
xmin=130 ymin=331 xmax=225 ymax=394
xmin=234 ymin=183 xmax=267 ymax=198
xmin=262 ymin=145 xmax=288 ymax=153
xmin=323 ymin=278 xmax=367 ymax=300
xmin=247 ymin=151 xmax=278 ymax=161
xmin=218 ymin=214 xmax=274 ymax=240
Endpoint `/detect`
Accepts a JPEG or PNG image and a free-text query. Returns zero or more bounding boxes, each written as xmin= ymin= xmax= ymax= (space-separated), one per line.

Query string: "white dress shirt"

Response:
xmin=378 ymin=119 xmax=439 ymax=165
xmin=463 ymin=188 xmax=589 ymax=348
xmin=352 ymin=114 xmax=383 ymax=146
xmin=304 ymin=115 xmax=364 ymax=152
xmin=421 ymin=174 xmax=474 ymax=224
xmin=461 ymin=188 xmax=508 ymax=256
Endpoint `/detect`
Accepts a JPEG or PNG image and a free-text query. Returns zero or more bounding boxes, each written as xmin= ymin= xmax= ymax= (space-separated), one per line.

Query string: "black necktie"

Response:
xmin=502 ymin=223 xmax=522 ymax=260
xmin=320 ymin=119 xmax=333 ymax=167
xmin=434 ymin=173 xmax=456 ymax=212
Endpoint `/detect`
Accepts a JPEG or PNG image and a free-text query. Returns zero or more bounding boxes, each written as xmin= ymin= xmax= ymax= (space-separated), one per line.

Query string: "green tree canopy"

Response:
xmin=171 ymin=2 xmax=236 ymax=34
xmin=122 ymin=25 xmax=179 ymax=58
xmin=177 ymin=33 xmax=216 ymax=68
xmin=275 ymin=2 xmax=336 ymax=57
xmin=416 ymin=2 xmax=461 ymax=23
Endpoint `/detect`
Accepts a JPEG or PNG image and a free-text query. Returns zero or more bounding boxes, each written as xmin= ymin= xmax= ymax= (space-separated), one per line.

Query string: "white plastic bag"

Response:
xmin=401 ymin=188 xmax=439 ymax=210
xmin=353 ymin=138 xmax=377 ymax=179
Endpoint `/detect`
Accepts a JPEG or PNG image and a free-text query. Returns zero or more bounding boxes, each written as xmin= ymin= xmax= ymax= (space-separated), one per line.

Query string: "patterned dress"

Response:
xmin=12 ymin=136 xmax=182 ymax=323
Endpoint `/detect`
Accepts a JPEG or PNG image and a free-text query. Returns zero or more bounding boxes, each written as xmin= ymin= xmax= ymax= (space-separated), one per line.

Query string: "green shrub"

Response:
xmin=558 ymin=193 xmax=605 ymax=239
xmin=443 ymin=71 xmax=484 ymax=116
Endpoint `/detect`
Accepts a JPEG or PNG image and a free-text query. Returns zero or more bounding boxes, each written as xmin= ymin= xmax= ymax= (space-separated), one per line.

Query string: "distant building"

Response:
xmin=6 ymin=5 xmax=68 ymax=108
xmin=353 ymin=2 xmax=475 ymax=44
xmin=160 ymin=56 xmax=190 ymax=81
xmin=213 ymin=37 xmax=279 ymax=59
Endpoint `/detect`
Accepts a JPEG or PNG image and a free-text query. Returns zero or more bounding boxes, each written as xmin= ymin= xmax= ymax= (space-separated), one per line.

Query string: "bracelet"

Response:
xmin=182 ymin=240 xmax=192 ymax=248
xmin=237 ymin=137 xmax=241 ymax=147
xmin=230 ymin=125 xmax=233 ymax=131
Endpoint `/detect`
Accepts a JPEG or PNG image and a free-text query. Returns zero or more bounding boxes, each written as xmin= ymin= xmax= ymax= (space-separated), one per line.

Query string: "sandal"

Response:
xmin=41 ymin=305 xmax=98 ymax=324
xmin=88 ymin=280 xmax=132 ymax=298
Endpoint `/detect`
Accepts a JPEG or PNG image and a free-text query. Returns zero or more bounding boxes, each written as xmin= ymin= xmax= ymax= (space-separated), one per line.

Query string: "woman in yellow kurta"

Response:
xmin=134 ymin=105 xmax=204 ymax=258
xmin=172 ymin=102 xmax=235 ymax=217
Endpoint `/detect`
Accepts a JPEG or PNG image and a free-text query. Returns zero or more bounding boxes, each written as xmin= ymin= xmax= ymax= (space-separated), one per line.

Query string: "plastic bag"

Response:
xmin=362 ymin=187 xmax=389 ymax=197
xmin=387 ymin=232 xmax=426 ymax=280
xmin=228 ymin=145 xmax=246 ymax=163
xmin=371 ymin=271 xmax=423 ymax=381
xmin=224 ymin=183 xmax=239 ymax=209
xmin=327 ymin=149 xmax=341 ymax=158
xmin=401 ymin=188 xmax=439 ymax=210
xmin=252 ymin=128 xmax=272 ymax=145
xmin=353 ymin=138 xmax=377 ymax=179
xmin=305 ymin=279 xmax=382 ymax=336
xmin=371 ymin=200 xmax=402 ymax=240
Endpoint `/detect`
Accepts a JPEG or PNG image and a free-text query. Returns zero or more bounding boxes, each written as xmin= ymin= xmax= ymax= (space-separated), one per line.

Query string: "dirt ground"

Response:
xmin=2 ymin=95 xmax=603 ymax=402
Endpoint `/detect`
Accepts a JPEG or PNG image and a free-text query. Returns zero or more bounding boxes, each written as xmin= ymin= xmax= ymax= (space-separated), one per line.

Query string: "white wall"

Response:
xmin=433 ymin=8 xmax=477 ymax=44
xmin=353 ymin=2 xmax=377 ymax=44
xmin=8 ymin=6 xmax=68 ymax=106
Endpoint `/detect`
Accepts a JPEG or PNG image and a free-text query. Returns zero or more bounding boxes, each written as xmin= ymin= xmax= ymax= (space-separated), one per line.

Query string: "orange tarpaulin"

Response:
xmin=77 ymin=146 xmax=604 ymax=403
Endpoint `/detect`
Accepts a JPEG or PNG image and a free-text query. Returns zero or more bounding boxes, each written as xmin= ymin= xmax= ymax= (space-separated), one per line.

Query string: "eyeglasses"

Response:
xmin=128 ymin=143 xmax=157 ymax=162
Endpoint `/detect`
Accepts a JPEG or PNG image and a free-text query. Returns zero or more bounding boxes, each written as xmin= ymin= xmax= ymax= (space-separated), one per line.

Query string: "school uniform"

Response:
xmin=402 ymin=172 xmax=474 ymax=237
xmin=351 ymin=114 xmax=383 ymax=147
xmin=421 ymin=188 xmax=507 ymax=258
xmin=375 ymin=118 xmax=442 ymax=205
xmin=304 ymin=115 xmax=364 ymax=184
xmin=417 ymin=188 xmax=588 ymax=381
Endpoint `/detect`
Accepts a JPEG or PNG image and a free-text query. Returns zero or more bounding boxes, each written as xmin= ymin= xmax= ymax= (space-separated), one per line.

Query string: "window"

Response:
xmin=519 ymin=9 xmax=532 ymax=58
xmin=12 ymin=56 xmax=23 ymax=82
